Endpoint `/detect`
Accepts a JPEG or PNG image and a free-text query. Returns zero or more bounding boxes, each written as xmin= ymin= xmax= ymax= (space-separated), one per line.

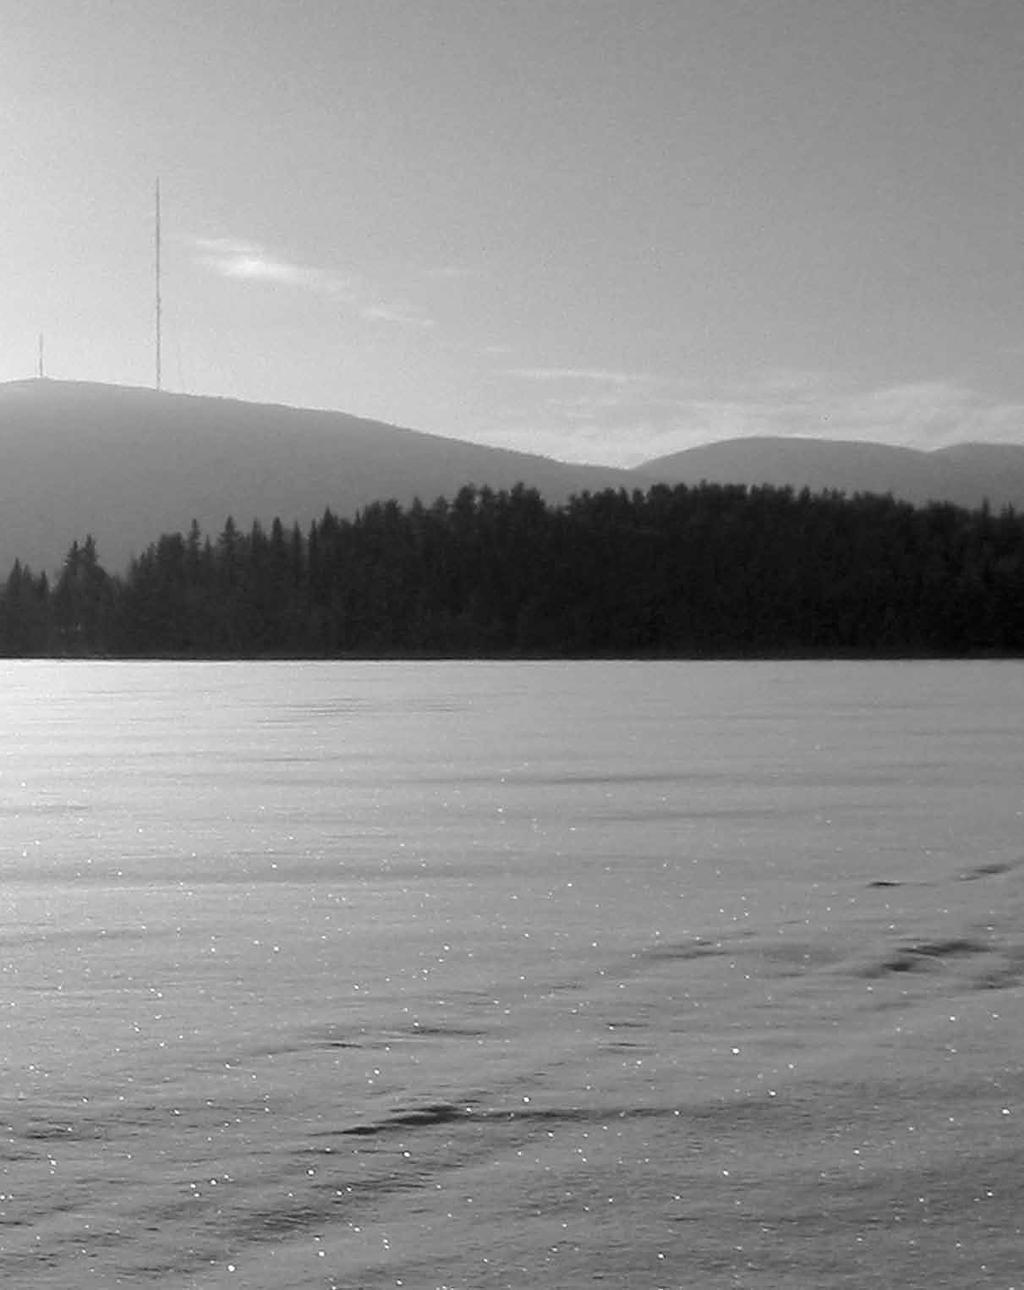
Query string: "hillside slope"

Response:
xmin=0 ymin=380 xmax=635 ymax=573
xmin=6 ymin=381 xmax=1023 ymax=576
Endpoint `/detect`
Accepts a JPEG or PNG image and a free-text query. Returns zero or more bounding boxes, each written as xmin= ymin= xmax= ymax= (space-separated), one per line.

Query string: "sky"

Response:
xmin=2 ymin=0 xmax=1024 ymax=466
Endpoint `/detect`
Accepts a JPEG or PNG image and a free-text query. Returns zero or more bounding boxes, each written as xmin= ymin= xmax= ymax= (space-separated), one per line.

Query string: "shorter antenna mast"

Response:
xmin=155 ymin=178 xmax=162 ymax=391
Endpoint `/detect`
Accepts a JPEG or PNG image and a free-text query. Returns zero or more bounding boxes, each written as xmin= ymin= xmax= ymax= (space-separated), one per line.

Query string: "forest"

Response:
xmin=1 ymin=481 xmax=1022 ymax=658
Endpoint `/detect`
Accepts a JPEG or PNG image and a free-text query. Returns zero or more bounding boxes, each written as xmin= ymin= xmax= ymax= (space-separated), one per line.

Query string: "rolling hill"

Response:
xmin=632 ymin=436 xmax=1024 ymax=511
xmin=0 ymin=379 xmax=635 ymax=574
xmin=4 ymin=379 xmax=1023 ymax=576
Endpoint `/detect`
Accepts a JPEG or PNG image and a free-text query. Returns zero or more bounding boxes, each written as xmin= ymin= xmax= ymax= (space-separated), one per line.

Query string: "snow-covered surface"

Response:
xmin=3 ymin=659 xmax=1021 ymax=1287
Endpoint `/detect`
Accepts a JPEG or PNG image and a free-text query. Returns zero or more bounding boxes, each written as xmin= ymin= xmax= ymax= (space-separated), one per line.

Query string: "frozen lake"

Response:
xmin=2 ymin=660 xmax=1022 ymax=1288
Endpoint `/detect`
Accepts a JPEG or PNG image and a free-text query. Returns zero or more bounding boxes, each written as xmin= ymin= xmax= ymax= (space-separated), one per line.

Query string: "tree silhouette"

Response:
xmin=3 ymin=484 xmax=1024 ymax=658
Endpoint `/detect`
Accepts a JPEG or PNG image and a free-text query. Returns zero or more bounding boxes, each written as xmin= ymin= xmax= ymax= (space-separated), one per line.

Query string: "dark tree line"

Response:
xmin=2 ymin=482 xmax=1024 ymax=657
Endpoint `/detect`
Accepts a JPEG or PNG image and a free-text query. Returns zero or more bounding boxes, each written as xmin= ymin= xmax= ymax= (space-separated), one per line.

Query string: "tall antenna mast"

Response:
xmin=154 ymin=178 xmax=162 ymax=391
xmin=38 ymin=333 xmax=45 ymax=379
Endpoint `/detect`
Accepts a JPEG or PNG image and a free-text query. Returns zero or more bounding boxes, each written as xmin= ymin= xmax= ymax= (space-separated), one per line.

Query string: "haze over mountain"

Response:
xmin=0 ymin=379 xmax=636 ymax=574
xmin=633 ymin=436 xmax=1024 ymax=515
xmin=3 ymin=379 xmax=1024 ymax=575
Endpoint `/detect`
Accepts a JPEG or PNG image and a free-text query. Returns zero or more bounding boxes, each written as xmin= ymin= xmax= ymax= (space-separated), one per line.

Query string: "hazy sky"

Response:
xmin=3 ymin=0 xmax=1023 ymax=464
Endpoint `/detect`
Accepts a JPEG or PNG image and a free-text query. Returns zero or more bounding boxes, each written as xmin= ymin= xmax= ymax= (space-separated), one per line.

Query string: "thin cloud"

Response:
xmin=195 ymin=237 xmax=441 ymax=328
xmin=489 ymin=371 xmax=1024 ymax=467
xmin=362 ymin=301 xmax=436 ymax=328
xmin=635 ymin=380 xmax=1024 ymax=459
xmin=706 ymin=379 xmax=1010 ymax=447
xmin=511 ymin=367 xmax=657 ymax=386
xmin=195 ymin=237 xmax=354 ymax=296
xmin=728 ymin=367 xmax=833 ymax=399
xmin=833 ymin=381 xmax=1024 ymax=446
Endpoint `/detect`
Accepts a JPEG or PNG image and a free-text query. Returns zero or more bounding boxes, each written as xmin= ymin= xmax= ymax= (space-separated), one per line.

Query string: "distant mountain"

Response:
xmin=5 ymin=381 xmax=1023 ymax=577
xmin=0 ymin=380 xmax=636 ymax=573
xmin=633 ymin=436 xmax=1024 ymax=511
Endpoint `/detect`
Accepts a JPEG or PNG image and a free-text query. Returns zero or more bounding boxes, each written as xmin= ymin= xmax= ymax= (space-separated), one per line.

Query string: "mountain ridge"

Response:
xmin=0 ymin=379 xmax=635 ymax=573
xmin=3 ymin=379 xmax=1023 ymax=574
xmin=632 ymin=434 xmax=1024 ymax=512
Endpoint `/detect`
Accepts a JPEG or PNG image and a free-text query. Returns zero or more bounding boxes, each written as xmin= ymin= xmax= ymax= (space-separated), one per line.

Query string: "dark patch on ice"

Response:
xmin=287 ymin=1030 xmax=365 ymax=1052
xmin=288 ymin=1020 xmax=490 ymax=1061
xmin=901 ymin=937 xmax=987 ymax=958
xmin=341 ymin=1101 xmax=473 ymax=1136
xmin=406 ymin=1022 xmax=489 ymax=1039
xmin=958 ymin=860 xmax=1017 ymax=882
xmin=862 ymin=938 xmax=988 ymax=976
xmin=867 ymin=879 xmax=902 ymax=888
xmin=477 ymin=1104 xmax=678 ymax=1131
xmin=336 ymin=1099 xmax=691 ymax=1140
xmin=643 ymin=938 xmax=725 ymax=961
xmin=603 ymin=1023 xmax=646 ymax=1049
xmin=21 ymin=1121 xmax=78 ymax=1141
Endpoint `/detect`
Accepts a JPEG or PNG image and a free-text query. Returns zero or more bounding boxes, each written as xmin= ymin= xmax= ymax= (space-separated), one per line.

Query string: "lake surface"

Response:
xmin=2 ymin=660 xmax=1022 ymax=1289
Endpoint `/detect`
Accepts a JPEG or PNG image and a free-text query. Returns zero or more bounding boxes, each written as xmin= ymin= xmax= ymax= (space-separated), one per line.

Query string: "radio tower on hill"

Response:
xmin=155 ymin=178 xmax=162 ymax=391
